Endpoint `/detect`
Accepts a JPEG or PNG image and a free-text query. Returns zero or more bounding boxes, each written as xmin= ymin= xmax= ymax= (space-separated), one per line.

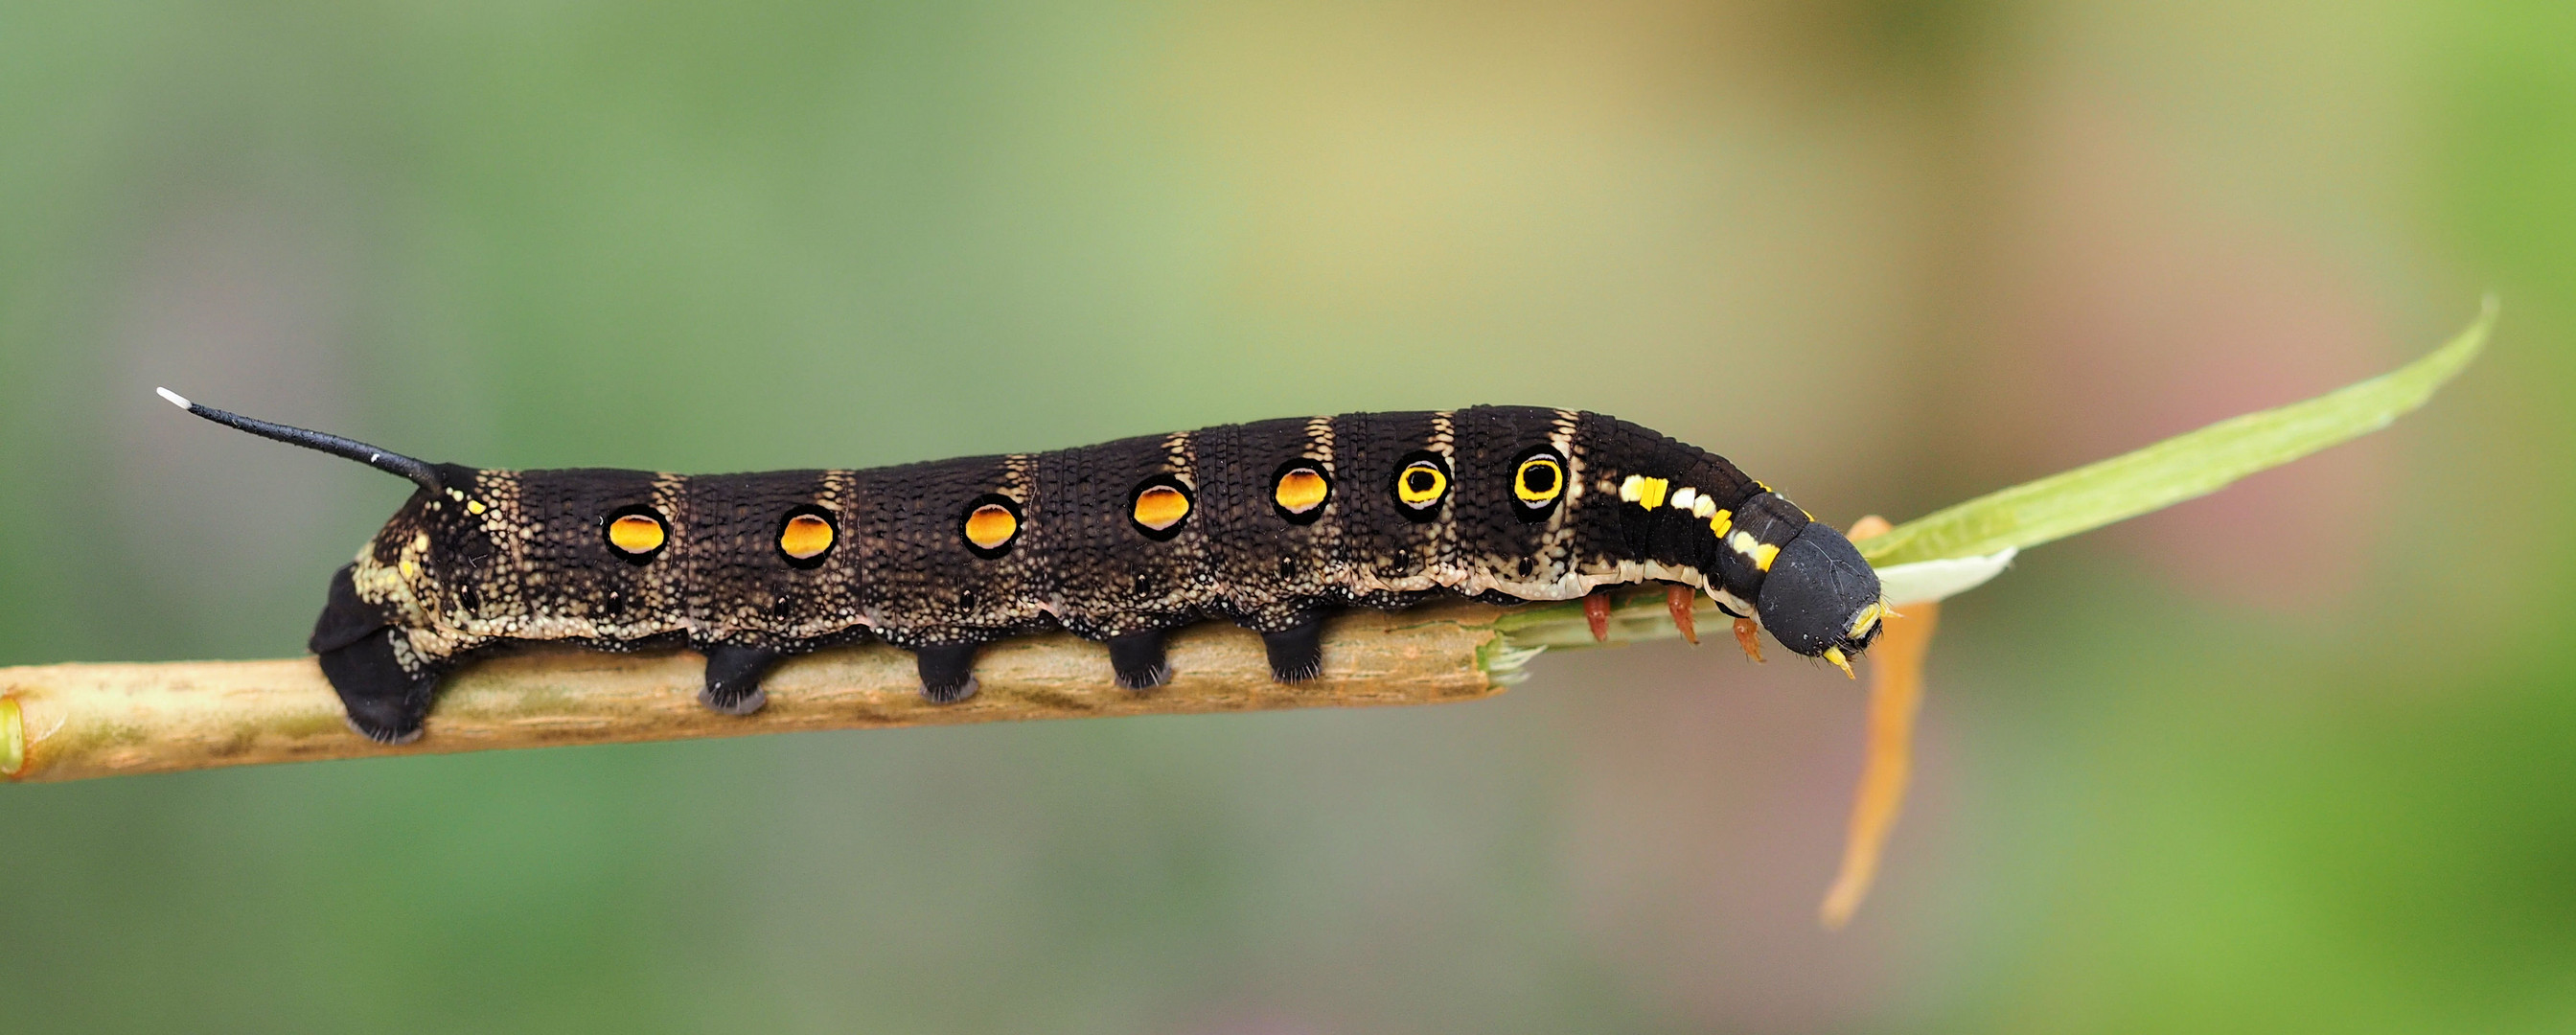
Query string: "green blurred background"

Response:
xmin=2 ymin=0 xmax=2567 ymax=1031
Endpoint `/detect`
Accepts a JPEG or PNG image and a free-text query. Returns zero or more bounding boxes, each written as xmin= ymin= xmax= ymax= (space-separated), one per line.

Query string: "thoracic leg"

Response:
xmin=316 ymin=629 xmax=441 ymax=745
xmin=1733 ymin=616 xmax=1766 ymax=663
xmin=1667 ymin=585 xmax=1700 ymax=644
xmin=1261 ymin=618 xmax=1324 ymax=682
xmin=1107 ymin=631 xmax=1170 ymax=690
xmin=699 ymin=644 xmax=784 ymax=715
xmin=914 ymin=643 xmax=981 ymax=703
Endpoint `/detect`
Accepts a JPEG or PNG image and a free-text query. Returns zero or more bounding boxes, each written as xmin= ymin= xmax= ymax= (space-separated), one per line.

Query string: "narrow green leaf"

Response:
xmin=1858 ymin=299 xmax=2495 ymax=568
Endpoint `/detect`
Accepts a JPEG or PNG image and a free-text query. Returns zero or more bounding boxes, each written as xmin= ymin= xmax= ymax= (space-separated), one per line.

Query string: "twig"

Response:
xmin=0 ymin=604 xmax=1526 ymax=783
xmin=0 ymin=589 xmax=1782 ymax=784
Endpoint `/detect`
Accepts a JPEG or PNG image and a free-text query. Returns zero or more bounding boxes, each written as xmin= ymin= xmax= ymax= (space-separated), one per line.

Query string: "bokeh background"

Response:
xmin=2 ymin=1 xmax=2567 ymax=1031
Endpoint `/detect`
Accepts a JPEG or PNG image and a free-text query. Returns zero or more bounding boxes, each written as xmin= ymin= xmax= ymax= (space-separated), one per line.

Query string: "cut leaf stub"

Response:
xmin=1874 ymin=549 xmax=2016 ymax=607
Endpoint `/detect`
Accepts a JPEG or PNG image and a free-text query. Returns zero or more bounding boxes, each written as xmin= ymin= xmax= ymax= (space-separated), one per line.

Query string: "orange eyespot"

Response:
xmin=1272 ymin=461 xmax=1331 ymax=524
xmin=779 ymin=513 xmax=835 ymax=561
xmin=964 ymin=501 xmax=1020 ymax=555
xmin=1133 ymin=484 xmax=1190 ymax=532
xmin=607 ymin=513 xmax=666 ymax=556
xmin=1128 ymin=476 xmax=1194 ymax=540
xmin=1275 ymin=469 xmax=1327 ymax=514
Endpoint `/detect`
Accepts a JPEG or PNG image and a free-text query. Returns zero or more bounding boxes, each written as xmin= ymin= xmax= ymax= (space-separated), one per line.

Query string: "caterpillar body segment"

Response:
xmin=164 ymin=394 xmax=1885 ymax=744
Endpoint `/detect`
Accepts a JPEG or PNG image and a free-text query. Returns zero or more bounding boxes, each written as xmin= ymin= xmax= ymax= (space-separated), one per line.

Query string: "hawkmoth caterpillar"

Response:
xmin=163 ymin=391 xmax=1886 ymax=744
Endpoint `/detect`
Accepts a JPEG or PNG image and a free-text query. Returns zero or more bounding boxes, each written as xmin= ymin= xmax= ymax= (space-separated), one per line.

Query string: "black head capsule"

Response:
xmin=1752 ymin=522 xmax=1886 ymax=675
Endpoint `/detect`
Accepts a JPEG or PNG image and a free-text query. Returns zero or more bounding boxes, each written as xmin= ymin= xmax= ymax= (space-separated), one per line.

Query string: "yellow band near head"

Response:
xmin=1635 ymin=477 xmax=1668 ymax=510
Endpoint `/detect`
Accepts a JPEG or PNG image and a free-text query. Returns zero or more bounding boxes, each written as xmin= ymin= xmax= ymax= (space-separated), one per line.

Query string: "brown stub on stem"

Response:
xmin=1583 ymin=592 xmax=1611 ymax=643
xmin=1666 ymin=586 xmax=1699 ymax=644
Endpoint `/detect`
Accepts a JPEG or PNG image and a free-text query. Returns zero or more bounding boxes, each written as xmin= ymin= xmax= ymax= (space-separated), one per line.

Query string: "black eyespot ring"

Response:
xmin=1508 ymin=446 xmax=1568 ymax=522
xmin=775 ymin=504 xmax=838 ymax=569
xmin=601 ymin=504 xmax=670 ymax=565
xmin=959 ymin=494 xmax=1024 ymax=560
xmin=1271 ymin=459 xmax=1332 ymax=525
xmin=1391 ymin=449 xmax=1451 ymax=522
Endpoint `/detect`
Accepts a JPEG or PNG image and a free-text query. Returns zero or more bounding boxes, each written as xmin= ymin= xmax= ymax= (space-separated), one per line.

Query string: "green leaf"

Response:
xmin=1857 ymin=298 xmax=2495 ymax=568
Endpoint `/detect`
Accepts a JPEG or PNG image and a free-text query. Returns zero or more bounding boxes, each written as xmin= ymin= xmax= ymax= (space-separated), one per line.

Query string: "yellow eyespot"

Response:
xmin=1275 ymin=468 xmax=1329 ymax=515
xmin=1396 ymin=460 xmax=1449 ymax=509
xmin=779 ymin=513 xmax=835 ymax=561
xmin=1133 ymin=483 xmax=1191 ymax=533
xmin=1514 ymin=455 xmax=1565 ymax=504
xmin=964 ymin=502 xmax=1020 ymax=553
xmin=608 ymin=513 xmax=666 ymax=556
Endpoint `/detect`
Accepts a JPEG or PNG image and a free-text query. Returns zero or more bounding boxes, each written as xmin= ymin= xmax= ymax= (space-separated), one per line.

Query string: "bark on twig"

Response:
xmin=0 ymin=603 xmax=1520 ymax=783
xmin=0 ymin=587 xmax=1756 ymax=785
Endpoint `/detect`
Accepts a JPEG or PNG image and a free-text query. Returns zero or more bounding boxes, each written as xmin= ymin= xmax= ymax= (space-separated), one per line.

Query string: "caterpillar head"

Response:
xmin=1752 ymin=521 xmax=1885 ymax=674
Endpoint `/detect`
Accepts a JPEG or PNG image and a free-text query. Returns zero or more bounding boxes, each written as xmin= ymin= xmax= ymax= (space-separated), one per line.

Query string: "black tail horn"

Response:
xmin=157 ymin=387 xmax=445 ymax=494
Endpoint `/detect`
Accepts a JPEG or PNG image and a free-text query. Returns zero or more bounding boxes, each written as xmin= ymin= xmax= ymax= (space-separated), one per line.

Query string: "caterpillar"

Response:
xmin=163 ymin=391 xmax=1886 ymax=744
